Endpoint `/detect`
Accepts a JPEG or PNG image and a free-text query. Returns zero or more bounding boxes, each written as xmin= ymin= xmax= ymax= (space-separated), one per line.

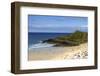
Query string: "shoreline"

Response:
xmin=28 ymin=43 xmax=88 ymax=61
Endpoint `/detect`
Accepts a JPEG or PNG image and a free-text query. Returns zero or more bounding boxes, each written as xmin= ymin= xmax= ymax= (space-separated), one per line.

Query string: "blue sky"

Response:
xmin=28 ymin=15 xmax=88 ymax=33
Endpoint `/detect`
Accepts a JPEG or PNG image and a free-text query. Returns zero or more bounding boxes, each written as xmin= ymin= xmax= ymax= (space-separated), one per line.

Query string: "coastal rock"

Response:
xmin=42 ymin=31 xmax=87 ymax=46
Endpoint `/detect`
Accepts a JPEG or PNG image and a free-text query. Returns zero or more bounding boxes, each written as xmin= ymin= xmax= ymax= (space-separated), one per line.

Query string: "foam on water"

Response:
xmin=29 ymin=42 xmax=55 ymax=49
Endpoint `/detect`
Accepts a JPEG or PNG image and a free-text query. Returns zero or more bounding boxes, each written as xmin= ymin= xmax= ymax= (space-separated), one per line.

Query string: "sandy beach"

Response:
xmin=28 ymin=43 xmax=88 ymax=61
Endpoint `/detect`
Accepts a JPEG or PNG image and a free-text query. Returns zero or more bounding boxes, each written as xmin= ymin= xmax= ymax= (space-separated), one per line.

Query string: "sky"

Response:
xmin=28 ymin=15 xmax=88 ymax=33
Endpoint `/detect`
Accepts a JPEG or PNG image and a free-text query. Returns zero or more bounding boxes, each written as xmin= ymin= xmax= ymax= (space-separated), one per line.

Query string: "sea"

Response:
xmin=28 ymin=32 xmax=71 ymax=49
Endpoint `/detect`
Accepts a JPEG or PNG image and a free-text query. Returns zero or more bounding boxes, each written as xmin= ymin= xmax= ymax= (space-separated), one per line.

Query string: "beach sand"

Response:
xmin=28 ymin=43 xmax=88 ymax=61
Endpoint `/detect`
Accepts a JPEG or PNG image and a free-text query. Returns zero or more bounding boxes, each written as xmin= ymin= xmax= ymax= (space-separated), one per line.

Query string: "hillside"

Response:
xmin=43 ymin=31 xmax=88 ymax=46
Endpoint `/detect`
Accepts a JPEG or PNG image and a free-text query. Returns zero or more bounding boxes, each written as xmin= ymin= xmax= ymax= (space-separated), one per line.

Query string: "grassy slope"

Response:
xmin=43 ymin=31 xmax=88 ymax=46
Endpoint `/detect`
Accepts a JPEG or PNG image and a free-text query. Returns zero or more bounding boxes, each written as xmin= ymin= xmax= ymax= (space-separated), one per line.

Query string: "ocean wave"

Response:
xmin=29 ymin=42 xmax=55 ymax=49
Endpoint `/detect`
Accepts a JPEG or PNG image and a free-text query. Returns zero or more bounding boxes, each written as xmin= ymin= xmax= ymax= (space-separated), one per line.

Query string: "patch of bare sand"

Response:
xmin=28 ymin=43 xmax=88 ymax=61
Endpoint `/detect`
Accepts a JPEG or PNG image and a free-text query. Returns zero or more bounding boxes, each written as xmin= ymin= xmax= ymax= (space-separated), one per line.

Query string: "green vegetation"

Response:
xmin=43 ymin=31 xmax=88 ymax=46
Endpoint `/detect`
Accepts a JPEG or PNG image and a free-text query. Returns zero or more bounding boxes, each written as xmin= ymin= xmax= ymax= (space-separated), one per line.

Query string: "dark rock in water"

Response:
xmin=42 ymin=39 xmax=56 ymax=43
xmin=43 ymin=39 xmax=80 ymax=46
xmin=54 ymin=41 xmax=79 ymax=46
